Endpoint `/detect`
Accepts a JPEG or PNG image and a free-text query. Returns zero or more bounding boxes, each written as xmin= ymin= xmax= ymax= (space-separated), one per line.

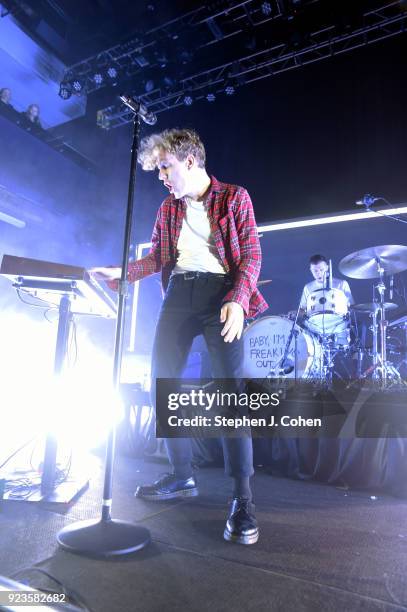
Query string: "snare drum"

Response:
xmin=242 ymin=315 xmax=322 ymax=379
xmin=305 ymin=287 xmax=350 ymax=345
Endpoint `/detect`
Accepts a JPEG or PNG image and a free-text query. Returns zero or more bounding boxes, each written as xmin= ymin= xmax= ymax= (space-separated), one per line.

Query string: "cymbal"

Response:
xmin=351 ymin=302 xmax=398 ymax=313
xmin=339 ymin=245 xmax=407 ymax=279
xmin=257 ymin=279 xmax=272 ymax=286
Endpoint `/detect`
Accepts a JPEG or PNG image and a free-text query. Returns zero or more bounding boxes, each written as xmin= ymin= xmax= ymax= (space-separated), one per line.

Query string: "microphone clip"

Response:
xmin=356 ymin=194 xmax=379 ymax=208
xmin=119 ymin=94 xmax=157 ymax=125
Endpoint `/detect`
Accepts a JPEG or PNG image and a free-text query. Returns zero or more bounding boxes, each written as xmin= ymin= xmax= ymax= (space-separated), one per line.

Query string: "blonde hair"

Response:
xmin=138 ymin=128 xmax=206 ymax=170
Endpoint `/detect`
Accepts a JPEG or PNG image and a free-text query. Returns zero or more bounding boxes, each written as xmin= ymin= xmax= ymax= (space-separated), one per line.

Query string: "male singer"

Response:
xmin=92 ymin=128 xmax=267 ymax=545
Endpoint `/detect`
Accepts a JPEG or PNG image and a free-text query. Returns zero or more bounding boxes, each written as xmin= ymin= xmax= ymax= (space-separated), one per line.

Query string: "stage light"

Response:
xmin=225 ymin=85 xmax=235 ymax=95
xmin=163 ymin=76 xmax=176 ymax=89
xmin=107 ymin=66 xmax=118 ymax=79
xmin=93 ymin=72 xmax=104 ymax=86
xmin=0 ymin=310 xmax=122 ymax=453
xmin=59 ymin=82 xmax=72 ymax=100
xmin=0 ymin=211 xmax=26 ymax=228
xmin=183 ymin=95 xmax=193 ymax=106
xmin=206 ymin=93 xmax=216 ymax=102
xmin=134 ymin=55 xmax=149 ymax=67
xmin=261 ymin=1 xmax=272 ymax=16
xmin=134 ymin=207 xmax=407 ymax=249
xmin=96 ymin=109 xmax=110 ymax=129
xmin=72 ymin=79 xmax=83 ymax=93
xmin=259 ymin=206 xmax=407 ymax=232
xmin=156 ymin=51 xmax=168 ymax=68
xmin=40 ymin=370 xmax=124 ymax=451
xmin=180 ymin=49 xmax=193 ymax=64
xmin=145 ymin=79 xmax=155 ymax=93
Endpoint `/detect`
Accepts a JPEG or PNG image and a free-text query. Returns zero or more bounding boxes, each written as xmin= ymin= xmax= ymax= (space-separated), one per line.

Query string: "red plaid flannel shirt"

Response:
xmin=112 ymin=176 xmax=268 ymax=318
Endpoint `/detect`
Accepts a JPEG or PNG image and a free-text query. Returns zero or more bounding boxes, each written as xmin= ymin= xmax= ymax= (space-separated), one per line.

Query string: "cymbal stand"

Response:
xmin=319 ymin=335 xmax=337 ymax=388
xmin=371 ymin=258 xmax=403 ymax=386
xmin=369 ymin=306 xmax=379 ymax=379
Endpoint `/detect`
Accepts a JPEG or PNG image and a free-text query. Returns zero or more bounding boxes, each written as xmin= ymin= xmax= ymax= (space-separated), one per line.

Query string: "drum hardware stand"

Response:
xmin=338 ymin=211 xmax=407 ymax=383
xmin=367 ymin=260 xmax=403 ymax=387
xmin=399 ymin=323 xmax=407 ymax=377
xmin=317 ymin=335 xmax=338 ymax=388
xmin=269 ymin=297 xmax=303 ymax=378
xmin=356 ymin=347 xmax=364 ymax=379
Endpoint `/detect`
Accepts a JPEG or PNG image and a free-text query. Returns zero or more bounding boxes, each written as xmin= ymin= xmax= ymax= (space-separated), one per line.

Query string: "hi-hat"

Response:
xmin=351 ymin=302 xmax=398 ymax=313
xmin=339 ymin=245 xmax=407 ymax=279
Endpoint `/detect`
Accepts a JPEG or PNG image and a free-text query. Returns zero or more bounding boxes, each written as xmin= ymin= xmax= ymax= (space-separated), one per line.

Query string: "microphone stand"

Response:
xmin=57 ymin=105 xmax=151 ymax=556
xmin=269 ymin=296 xmax=303 ymax=378
xmin=358 ymin=197 xmax=407 ymax=226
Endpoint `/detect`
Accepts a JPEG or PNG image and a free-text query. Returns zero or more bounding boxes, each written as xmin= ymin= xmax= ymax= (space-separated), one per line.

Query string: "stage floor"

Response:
xmin=1 ymin=454 xmax=407 ymax=611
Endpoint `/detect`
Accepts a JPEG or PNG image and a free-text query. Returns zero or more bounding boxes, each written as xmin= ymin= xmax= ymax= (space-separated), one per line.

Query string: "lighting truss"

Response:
xmin=61 ymin=0 xmax=286 ymax=94
xmin=97 ymin=1 xmax=405 ymax=128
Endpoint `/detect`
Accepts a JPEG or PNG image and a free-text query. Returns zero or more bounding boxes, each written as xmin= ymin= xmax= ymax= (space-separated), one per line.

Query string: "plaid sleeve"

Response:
xmin=127 ymin=206 xmax=162 ymax=282
xmin=222 ymin=189 xmax=262 ymax=314
xmin=107 ymin=206 xmax=162 ymax=291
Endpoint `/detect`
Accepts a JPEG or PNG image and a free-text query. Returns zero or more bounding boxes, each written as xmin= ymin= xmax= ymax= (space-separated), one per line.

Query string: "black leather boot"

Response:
xmin=224 ymin=497 xmax=259 ymax=545
xmin=135 ymin=473 xmax=198 ymax=500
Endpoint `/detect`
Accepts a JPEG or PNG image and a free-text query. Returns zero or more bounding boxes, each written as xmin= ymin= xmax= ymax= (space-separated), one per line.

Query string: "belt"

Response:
xmin=173 ymin=271 xmax=229 ymax=281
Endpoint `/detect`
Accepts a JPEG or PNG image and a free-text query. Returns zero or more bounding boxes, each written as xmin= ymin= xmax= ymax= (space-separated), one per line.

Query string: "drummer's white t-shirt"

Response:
xmin=300 ymin=278 xmax=353 ymax=310
xmin=172 ymin=197 xmax=226 ymax=275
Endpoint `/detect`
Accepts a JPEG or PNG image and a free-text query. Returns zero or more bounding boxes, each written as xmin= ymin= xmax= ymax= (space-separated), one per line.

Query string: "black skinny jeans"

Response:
xmin=151 ymin=272 xmax=254 ymax=478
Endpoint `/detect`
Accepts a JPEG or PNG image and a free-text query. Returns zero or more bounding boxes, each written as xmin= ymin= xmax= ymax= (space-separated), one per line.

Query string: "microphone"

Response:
xmin=390 ymin=275 xmax=394 ymax=300
xmin=279 ymin=365 xmax=294 ymax=375
xmin=355 ymin=194 xmax=380 ymax=207
xmin=119 ymin=94 xmax=157 ymax=125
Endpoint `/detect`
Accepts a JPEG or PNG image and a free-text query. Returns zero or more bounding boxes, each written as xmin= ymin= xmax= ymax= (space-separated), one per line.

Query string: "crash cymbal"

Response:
xmin=257 ymin=279 xmax=272 ymax=286
xmin=339 ymin=245 xmax=407 ymax=279
xmin=351 ymin=302 xmax=398 ymax=313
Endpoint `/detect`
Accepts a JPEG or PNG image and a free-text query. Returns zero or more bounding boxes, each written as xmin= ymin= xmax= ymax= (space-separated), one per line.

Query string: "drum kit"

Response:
xmin=243 ymin=245 xmax=407 ymax=388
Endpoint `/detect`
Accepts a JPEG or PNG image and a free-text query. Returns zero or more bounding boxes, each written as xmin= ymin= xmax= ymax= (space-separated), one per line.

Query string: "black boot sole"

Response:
xmin=135 ymin=487 xmax=199 ymax=501
xmin=223 ymin=527 xmax=259 ymax=545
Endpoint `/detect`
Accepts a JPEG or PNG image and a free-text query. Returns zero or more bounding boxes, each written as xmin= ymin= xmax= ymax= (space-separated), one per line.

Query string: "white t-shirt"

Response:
xmin=172 ymin=197 xmax=226 ymax=275
xmin=300 ymin=277 xmax=354 ymax=310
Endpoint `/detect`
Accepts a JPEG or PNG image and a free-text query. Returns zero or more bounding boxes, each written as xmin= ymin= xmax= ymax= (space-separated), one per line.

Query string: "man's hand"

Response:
xmin=88 ymin=266 xmax=121 ymax=281
xmin=220 ymin=301 xmax=244 ymax=343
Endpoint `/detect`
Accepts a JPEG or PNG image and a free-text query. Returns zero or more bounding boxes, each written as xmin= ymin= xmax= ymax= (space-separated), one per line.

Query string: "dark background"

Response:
xmin=1 ymin=24 xmax=406 ymax=257
xmin=1 ymin=2 xmax=406 ymax=360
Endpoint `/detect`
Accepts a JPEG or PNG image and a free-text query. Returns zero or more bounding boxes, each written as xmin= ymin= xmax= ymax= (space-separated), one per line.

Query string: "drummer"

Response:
xmin=299 ymin=254 xmax=354 ymax=316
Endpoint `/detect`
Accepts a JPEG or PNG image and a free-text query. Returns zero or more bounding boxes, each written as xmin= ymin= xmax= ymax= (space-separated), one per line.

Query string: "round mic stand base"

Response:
xmin=57 ymin=518 xmax=150 ymax=558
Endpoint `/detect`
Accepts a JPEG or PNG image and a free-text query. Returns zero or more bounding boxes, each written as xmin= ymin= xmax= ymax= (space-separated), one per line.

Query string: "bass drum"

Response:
xmin=242 ymin=316 xmax=322 ymax=379
xmin=305 ymin=287 xmax=350 ymax=345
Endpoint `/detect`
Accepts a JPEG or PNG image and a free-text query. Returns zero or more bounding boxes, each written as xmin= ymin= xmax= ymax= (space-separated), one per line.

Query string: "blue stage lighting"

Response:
xmin=93 ymin=73 xmax=104 ymax=86
xmin=59 ymin=82 xmax=72 ymax=100
xmin=107 ymin=67 xmax=118 ymax=79
xmin=261 ymin=2 xmax=272 ymax=16
xmin=72 ymin=79 xmax=83 ymax=93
